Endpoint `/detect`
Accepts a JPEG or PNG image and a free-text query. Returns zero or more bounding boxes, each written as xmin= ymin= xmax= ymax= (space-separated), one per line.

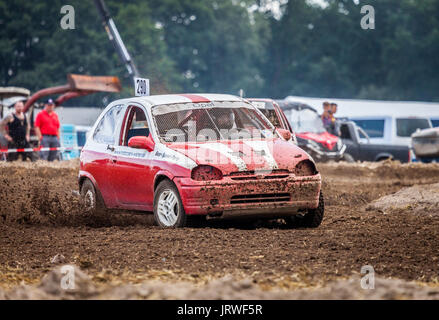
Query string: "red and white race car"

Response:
xmin=79 ymin=94 xmax=324 ymax=228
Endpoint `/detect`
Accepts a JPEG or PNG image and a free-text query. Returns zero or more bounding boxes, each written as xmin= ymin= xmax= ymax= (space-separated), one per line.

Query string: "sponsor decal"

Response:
xmin=114 ymin=150 xmax=146 ymax=158
xmin=154 ymin=151 xmax=180 ymax=162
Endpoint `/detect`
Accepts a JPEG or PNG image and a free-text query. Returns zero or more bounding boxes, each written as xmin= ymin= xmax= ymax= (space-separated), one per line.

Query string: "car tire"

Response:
xmin=80 ymin=179 xmax=106 ymax=216
xmin=343 ymin=153 xmax=355 ymax=163
xmin=154 ymin=180 xmax=187 ymax=228
xmin=285 ymin=191 xmax=324 ymax=228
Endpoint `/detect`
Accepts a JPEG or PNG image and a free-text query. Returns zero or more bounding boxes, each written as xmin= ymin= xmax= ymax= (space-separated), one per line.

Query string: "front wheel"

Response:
xmin=285 ymin=191 xmax=325 ymax=228
xmin=154 ymin=180 xmax=187 ymax=228
xmin=343 ymin=153 xmax=355 ymax=163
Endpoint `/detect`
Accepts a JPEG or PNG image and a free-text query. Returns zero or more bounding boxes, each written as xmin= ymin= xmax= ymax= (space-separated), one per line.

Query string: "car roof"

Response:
xmin=247 ymin=98 xmax=275 ymax=103
xmin=126 ymin=93 xmax=243 ymax=108
xmin=276 ymin=100 xmax=318 ymax=113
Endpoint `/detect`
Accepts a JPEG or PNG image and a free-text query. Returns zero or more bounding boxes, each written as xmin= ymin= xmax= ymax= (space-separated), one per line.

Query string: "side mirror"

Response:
xmin=277 ymin=128 xmax=292 ymax=141
xmin=128 ymin=135 xmax=155 ymax=152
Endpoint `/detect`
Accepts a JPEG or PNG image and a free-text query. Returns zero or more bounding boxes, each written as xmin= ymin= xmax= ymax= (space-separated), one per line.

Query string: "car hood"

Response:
xmin=296 ymin=131 xmax=339 ymax=150
xmin=166 ymin=139 xmax=311 ymax=174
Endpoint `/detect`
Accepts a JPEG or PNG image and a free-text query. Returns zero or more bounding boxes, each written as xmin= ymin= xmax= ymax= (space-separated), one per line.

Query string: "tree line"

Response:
xmin=1 ymin=0 xmax=438 ymax=106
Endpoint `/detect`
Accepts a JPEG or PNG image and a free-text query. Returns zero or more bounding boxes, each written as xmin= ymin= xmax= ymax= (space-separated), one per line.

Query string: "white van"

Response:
xmin=284 ymin=96 xmax=439 ymax=147
xmin=348 ymin=116 xmax=432 ymax=146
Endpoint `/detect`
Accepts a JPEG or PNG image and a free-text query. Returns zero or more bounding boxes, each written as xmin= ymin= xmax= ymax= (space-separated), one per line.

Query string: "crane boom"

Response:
xmin=94 ymin=0 xmax=140 ymax=86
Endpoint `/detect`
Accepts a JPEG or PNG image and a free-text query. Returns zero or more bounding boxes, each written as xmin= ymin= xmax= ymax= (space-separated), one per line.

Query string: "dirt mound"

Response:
xmin=0 ymin=160 xmax=152 ymax=227
xmin=318 ymin=160 xmax=439 ymax=184
xmin=367 ymin=183 xmax=439 ymax=215
xmin=1 ymin=265 xmax=438 ymax=300
xmin=0 ymin=160 xmax=79 ymax=225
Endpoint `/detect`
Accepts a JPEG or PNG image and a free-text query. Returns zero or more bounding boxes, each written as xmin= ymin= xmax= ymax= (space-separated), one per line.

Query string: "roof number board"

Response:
xmin=134 ymin=78 xmax=150 ymax=96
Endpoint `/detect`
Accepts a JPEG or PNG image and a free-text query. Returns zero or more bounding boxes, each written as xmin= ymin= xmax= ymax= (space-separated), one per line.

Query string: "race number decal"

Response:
xmin=134 ymin=77 xmax=150 ymax=96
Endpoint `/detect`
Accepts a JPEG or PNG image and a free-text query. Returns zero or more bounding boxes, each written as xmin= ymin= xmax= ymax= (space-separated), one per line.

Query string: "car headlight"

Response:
xmin=191 ymin=165 xmax=223 ymax=181
xmin=294 ymin=160 xmax=318 ymax=176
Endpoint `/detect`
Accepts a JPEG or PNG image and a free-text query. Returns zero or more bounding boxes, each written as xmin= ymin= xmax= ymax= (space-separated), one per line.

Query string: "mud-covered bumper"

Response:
xmin=174 ymin=174 xmax=322 ymax=218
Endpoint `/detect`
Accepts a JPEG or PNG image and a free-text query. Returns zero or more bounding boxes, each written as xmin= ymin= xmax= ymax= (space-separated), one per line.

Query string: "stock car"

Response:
xmin=79 ymin=94 xmax=324 ymax=228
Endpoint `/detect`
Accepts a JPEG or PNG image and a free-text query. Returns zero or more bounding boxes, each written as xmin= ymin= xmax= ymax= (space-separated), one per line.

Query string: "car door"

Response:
xmin=357 ymin=126 xmax=378 ymax=161
xmin=85 ymin=104 xmax=126 ymax=208
xmin=109 ymin=104 xmax=155 ymax=210
xmin=339 ymin=123 xmax=359 ymax=159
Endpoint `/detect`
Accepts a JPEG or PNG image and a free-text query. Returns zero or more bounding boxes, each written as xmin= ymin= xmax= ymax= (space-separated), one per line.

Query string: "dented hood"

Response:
xmin=167 ymin=138 xmax=311 ymax=174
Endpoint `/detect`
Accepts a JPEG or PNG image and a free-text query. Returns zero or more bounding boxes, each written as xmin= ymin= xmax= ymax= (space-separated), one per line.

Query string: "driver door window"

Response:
xmin=121 ymin=106 xmax=150 ymax=147
xmin=340 ymin=124 xmax=352 ymax=140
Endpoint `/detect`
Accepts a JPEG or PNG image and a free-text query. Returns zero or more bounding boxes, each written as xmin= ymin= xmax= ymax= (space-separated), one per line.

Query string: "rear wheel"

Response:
xmin=285 ymin=191 xmax=324 ymax=228
xmin=154 ymin=180 xmax=187 ymax=228
xmin=80 ymin=179 xmax=106 ymax=216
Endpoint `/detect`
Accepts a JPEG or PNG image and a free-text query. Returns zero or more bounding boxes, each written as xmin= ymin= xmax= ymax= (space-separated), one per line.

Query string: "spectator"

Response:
xmin=35 ymin=99 xmax=60 ymax=161
xmin=0 ymin=101 xmax=32 ymax=161
xmin=321 ymin=101 xmax=333 ymax=130
xmin=330 ymin=103 xmax=341 ymax=136
xmin=330 ymin=102 xmax=338 ymax=116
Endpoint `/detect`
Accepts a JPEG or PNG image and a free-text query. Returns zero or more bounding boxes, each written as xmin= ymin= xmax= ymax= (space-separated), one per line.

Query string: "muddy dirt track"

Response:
xmin=1 ymin=160 xmax=439 ymax=299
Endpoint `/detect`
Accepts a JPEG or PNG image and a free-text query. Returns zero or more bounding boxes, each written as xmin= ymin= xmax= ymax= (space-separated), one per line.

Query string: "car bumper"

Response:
xmin=174 ymin=174 xmax=321 ymax=218
xmin=305 ymin=143 xmax=346 ymax=160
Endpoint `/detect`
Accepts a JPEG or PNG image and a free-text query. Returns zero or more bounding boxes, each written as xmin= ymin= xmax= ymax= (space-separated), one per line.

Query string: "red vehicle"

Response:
xmin=79 ymin=94 xmax=324 ymax=228
xmin=276 ymin=100 xmax=347 ymax=162
xmin=247 ymin=98 xmax=297 ymax=144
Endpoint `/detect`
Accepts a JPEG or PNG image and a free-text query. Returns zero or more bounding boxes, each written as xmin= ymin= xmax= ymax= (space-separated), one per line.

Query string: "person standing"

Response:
xmin=35 ymin=99 xmax=61 ymax=161
xmin=321 ymin=101 xmax=334 ymax=132
xmin=0 ymin=101 xmax=32 ymax=161
xmin=330 ymin=103 xmax=341 ymax=136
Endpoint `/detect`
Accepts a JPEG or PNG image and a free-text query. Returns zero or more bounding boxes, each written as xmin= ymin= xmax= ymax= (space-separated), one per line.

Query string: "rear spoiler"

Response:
xmin=23 ymin=74 xmax=121 ymax=113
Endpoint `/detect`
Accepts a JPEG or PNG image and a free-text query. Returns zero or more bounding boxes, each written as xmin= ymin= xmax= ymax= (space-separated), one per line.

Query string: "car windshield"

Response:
xmin=290 ymin=109 xmax=326 ymax=133
xmin=396 ymin=118 xmax=431 ymax=137
xmin=250 ymin=101 xmax=282 ymax=128
xmin=152 ymin=101 xmax=277 ymax=143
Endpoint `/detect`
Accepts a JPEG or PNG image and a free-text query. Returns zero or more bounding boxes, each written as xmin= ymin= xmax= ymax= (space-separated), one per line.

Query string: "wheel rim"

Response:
xmin=84 ymin=189 xmax=95 ymax=211
xmin=157 ymin=189 xmax=179 ymax=226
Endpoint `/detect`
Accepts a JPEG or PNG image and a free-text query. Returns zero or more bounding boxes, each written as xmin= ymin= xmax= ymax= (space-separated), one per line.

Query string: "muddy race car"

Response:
xmin=79 ymin=94 xmax=324 ymax=228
